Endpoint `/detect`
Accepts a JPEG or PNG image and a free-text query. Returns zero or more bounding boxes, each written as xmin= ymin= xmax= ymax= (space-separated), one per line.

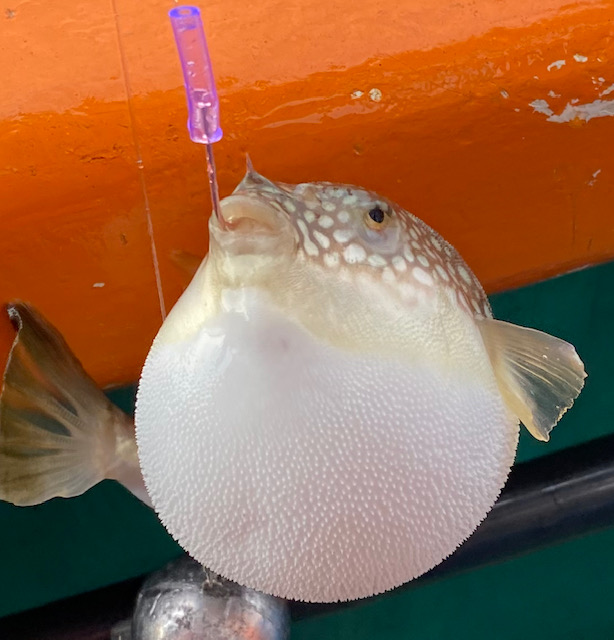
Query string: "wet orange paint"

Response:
xmin=0 ymin=0 xmax=613 ymax=386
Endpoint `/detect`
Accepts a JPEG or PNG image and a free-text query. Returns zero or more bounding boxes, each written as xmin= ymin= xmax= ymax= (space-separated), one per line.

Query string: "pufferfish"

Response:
xmin=0 ymin=167 xmax=585 ymax=604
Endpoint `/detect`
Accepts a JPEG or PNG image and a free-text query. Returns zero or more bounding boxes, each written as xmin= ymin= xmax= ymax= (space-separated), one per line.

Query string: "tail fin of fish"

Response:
xmin=478 ymin=318 xmax=586 ymax=442
xmin=170 ymin=249 xmax=205 ymax=284
xmin=0 ymin=303 xmax=148 ymax=506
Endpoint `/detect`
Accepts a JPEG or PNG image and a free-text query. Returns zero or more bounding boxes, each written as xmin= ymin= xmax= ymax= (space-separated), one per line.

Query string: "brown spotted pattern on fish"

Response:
xmin=232 ymin=173 xmax=491 ymax=319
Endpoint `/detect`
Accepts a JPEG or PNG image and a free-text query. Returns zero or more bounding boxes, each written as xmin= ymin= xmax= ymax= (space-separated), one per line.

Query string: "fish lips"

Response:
xmin=211 ymin=194 xmax=295 ymax=256
xmin=218 ymin=194 xmax=286 ymax=235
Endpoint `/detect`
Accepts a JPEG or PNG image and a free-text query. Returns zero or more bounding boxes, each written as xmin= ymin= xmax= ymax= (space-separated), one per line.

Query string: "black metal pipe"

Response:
xmin=2 ymin=433 xmax=614 ymax=638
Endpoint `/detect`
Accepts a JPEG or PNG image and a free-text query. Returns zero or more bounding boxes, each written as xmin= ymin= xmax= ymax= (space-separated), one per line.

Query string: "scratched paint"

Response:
xmin=529 ymin=98 xmax=614 ymax=122
xmin=588 ymin=169 xmax=601 ymax=186
xmin=547 ymin=59 xmax=566 ymax=71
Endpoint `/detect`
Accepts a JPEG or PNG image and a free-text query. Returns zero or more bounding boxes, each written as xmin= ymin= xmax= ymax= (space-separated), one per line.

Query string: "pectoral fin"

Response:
xmin=477 ymin=318 xmax=586 ymax=442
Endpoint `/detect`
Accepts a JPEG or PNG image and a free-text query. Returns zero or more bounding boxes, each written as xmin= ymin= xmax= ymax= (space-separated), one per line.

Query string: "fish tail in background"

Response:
xmin=170 ymin=250 xmax=206 ymax=286
xmin=0 ymin=303 xmax=150 ymax=507
xmin=478 ymin=318 xmax=587 ymax=442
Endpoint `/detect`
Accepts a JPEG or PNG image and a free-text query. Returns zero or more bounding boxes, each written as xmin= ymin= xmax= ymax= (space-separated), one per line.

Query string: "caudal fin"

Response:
xmin=0 ymin=303 xmax=139 ymax=506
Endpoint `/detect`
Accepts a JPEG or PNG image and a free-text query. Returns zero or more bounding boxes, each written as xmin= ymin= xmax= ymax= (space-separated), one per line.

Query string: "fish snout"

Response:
xmin=218 ymin=195 xmax=285 ymax=235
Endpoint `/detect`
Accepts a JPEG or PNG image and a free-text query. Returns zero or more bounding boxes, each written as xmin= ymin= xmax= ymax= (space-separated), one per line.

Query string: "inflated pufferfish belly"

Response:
xmin=136 ymin=288 xmax=518 ymax=603
xmin=135 ymin=169 xmax=584 ymax=604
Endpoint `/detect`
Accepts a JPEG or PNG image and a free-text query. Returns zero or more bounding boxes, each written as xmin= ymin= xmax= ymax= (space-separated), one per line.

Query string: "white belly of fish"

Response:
xmin=136 ymin=290 xmax=518 ymax=603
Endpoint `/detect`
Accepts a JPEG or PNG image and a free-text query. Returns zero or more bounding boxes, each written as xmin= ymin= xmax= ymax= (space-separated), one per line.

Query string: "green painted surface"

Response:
xmin=293 ymin=528 xmax=614 ymax=640
xmin=0 ymin=259 xmax=612 ymax=624
xmin=491 ymin=261 xmax=614 ymax=463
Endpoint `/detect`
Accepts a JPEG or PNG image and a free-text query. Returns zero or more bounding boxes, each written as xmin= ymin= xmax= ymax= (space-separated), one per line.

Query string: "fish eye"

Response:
xmin=364 ymin=205 xmax=388 ymax=230
xmin=369 ymin=206 xmax=385 ymax=223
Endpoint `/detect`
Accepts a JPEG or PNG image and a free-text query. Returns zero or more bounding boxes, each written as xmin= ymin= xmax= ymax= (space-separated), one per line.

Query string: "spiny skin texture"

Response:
xmin=136 ymin=170 xmax=520 ymax=603
xmin=137 ymin=292 xmax=518 ymax=602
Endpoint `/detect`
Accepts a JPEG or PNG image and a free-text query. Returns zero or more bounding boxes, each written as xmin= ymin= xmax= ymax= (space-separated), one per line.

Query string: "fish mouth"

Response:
xmin=218 ymin=195 xmax=283 ymax=235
